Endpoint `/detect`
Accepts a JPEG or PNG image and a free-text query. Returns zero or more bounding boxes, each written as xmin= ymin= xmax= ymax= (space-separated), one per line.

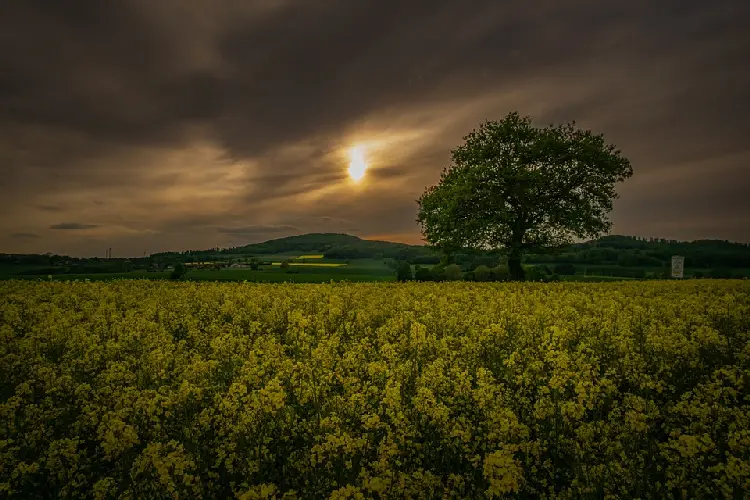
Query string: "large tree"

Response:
xmin=417 ymin=112 xmax=633 ymax=281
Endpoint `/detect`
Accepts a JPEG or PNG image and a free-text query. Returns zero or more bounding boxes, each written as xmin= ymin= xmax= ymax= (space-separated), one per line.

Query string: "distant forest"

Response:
xmin=157 ymin=233 xmax=750 ymax=269
xmin=2 ymin=233 xmax=749 ymax=279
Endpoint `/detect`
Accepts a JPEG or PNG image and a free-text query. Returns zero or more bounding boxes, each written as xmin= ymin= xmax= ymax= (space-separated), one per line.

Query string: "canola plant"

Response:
xmin=1 ymin=280 xmax=748 ymax=498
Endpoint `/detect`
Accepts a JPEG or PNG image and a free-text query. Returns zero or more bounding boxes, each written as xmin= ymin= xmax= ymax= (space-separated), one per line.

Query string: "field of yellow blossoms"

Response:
xmin=1 ymin=280 xmax=749 ymax=498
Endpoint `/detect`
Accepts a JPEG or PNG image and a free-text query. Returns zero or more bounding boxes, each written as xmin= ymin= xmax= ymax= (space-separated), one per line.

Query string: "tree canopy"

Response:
xmin=417 ymin=112 xmax=633 ymax=280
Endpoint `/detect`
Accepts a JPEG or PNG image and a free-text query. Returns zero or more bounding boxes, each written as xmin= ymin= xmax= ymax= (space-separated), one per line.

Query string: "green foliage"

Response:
xmin=280 ymin=260 xmax=290 ymax=270
xmin=0 ymin=280 xmax=749 ymax=498
xmin=473 ymin=265 xmax=491 ymax=282
xmin=3 ymin=234 xmax=750 ymax=282
xmin=710 ymin=268 xmax=735 ymax=279
xmin=395 ymin=261 xmax=413 ymax=282
xmin=414 ymin=266 xmax=433 ymax=282
xmin=523 ymin=265 xmax=547 ymax=282
xmin=428 ymin=264 xmax=445 ymax=282
xmin=170 ymin=262 xmax=187 ymax=280
xmin=467 ymin=254 xmax=500 ymax=270
xmin=490 ymin=265 xmax=511 ymax=282
xmin=417 ymin=112 xmax=633 ymax=281
xmin=523 ymin=265 xmax=563 ymax=283
xmin=443 ymin=264 xmax=463 ymax=281
xmin=553 ymin=263 xmax=577 ymax=275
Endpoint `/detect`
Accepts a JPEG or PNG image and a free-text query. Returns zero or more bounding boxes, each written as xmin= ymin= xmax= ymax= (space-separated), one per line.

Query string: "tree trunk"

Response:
xmin=508 ymin=244 xmax=525 ymax=281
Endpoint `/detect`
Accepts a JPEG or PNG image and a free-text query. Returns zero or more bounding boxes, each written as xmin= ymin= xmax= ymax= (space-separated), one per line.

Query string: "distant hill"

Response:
xmin=153 ymin=233 xmax=442 ymax=262
xmin=234 ymin=233 xmax=420 ymax=256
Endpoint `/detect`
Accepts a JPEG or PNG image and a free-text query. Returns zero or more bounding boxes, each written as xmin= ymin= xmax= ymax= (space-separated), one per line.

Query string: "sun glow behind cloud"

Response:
xmin=348 ymin=145 xmax=367 ymax=182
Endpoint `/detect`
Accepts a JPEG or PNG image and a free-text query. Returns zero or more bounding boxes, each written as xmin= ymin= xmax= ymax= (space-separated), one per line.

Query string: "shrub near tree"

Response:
xmin=427 ymin=264 xmax=445 ymax=282
xmin=523 ymin=266 xmax=547 ymax=282
xmin=444 ymin=264 xmax=463 ymax=281
xmin=414 ymin=266 xmax=433 ymax=281
xmin=170 ymin=262 xmax=187 ymax=280
xmin=490 ymin=265 xmax=511 ymax=282
xmin=395 ymin=261 xmax=413 ymax=282
xmin=553 ymin=263 xmax=577 ymax=275
xmin=417 ymin=112 xmax=633 ymax=281
xmin=473 ymin=265 xmax=491 ymax=282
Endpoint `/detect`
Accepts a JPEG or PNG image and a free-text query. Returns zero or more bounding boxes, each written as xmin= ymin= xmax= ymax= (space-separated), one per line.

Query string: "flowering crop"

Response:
xmin=1 ymin=280 xmax=748 ymax=498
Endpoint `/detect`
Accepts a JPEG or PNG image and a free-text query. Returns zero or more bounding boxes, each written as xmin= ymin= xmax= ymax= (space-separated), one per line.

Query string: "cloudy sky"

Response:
xmin=1 ymin=0 xmax=748 ymax=257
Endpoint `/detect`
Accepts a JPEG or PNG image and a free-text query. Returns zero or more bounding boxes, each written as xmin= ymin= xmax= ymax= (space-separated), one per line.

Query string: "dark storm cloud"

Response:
xmin=211 ymin=0 xmax=628 ymax=159
xmin=1 ymin=0 xmax=749 ymax=255
xmin=216 ymin=0 xmax=750 ymax=163
xmin=1 ymin=1 xmax=215 ymax=145
xmin=3 ymin=0 xmax=742 ymax=167
xmin=50 ymin=223 xmax=100 ymax=230
xmin=10 ymin=232 xmax=40 ymax=239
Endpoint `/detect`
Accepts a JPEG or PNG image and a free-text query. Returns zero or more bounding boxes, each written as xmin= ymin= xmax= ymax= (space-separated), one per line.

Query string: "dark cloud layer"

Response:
xmin=1 ymin=0 xmax=749 ymax=256
xmin=50 ymin=223 xmax=100 ymax=230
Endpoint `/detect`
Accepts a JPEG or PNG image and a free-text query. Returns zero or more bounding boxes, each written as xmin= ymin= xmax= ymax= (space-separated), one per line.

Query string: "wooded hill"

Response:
xmin=155 ymin=233 xmax=750 ymax=269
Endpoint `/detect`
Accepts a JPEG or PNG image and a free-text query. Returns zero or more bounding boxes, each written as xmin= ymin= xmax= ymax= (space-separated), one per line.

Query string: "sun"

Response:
xmin=348 ymin=145 xmax=367 ymax=182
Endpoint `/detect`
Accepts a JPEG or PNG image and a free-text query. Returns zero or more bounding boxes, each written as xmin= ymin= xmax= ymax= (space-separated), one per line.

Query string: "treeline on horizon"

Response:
xmin=110 ymin=233 xmax=750 ymax=269
xmin=2 ymin=234 xmax=750 ymax=278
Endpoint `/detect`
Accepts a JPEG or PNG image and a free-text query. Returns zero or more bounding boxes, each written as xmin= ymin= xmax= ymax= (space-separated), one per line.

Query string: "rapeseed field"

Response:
xmin=1 ymin=280 xmax=748 ymax=498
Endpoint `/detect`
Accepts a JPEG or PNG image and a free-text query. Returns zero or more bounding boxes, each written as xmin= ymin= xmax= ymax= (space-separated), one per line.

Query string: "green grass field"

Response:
xmin=2 ymin=257 xmax=746 ymax=283
xmin=192 ymin=268 xmax=384 ymax=282
xmin=559 ymin=274 xmax=637 ymax=282
xmin=0 ymin=259 xmax=397 ymax=283
xmin=192 ymin=259 xmax=395 ymax=282
xmin=269 ymin=262 xmax=347 ymax=267
xmin=4 ymin=270 xmax=172 ymax=281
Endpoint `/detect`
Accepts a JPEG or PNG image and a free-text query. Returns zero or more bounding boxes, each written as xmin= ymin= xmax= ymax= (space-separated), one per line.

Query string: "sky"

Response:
xmin=1 ymin=0 xmax=749 ymax=257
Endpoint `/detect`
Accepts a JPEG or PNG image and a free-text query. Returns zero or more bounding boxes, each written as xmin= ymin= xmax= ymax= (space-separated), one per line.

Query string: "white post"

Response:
xmin=671 ymin=255 xmax=684 ymax=279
